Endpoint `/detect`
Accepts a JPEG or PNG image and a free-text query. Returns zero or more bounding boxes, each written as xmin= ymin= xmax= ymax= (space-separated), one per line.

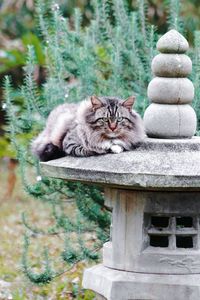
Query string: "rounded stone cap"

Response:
xmin=152 ymin=54 xmax=192 ymax=77
xmin=157 ymin=29 xmax=189 ymax=53
xmin=143 ymin=103 xmax=197 ymax=138
xmin=147 ymin=77 xmax=194 ymax=104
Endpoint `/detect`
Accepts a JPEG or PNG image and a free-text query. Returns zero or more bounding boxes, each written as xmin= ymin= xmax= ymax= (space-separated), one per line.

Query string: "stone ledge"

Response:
xmin=40 ymin=137 xmax=200 ymax=191
xmin=83 ymin=264 xmax=200 ymax=300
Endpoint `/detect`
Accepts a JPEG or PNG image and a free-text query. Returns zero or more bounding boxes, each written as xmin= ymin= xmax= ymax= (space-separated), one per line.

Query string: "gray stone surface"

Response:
xmin=143 ymin=103 xmax=197 ymax=138
xmin=152 ymin=54 xmax=192 ymax=77
xmin=40 ymin=137 xmax=200 ymax=191
xmin=157 ymin=29 xmax=189 ymax=53
xmin=147 ymin=77 xmax=194 ymax=104
xmin=83 ymin=264 xmax=200 ymax=300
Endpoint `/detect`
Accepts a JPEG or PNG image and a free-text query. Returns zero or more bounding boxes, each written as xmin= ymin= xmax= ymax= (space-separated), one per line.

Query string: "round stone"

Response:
xmin=147 ymin=77 xmax=194 ymax=104
xmin=143 ymin=103 xmax=197 ymax=138
xmin=157 ymin=29 xmax=189 ymax=53
xmin=152 ymin=54 xmax=192 ymax=77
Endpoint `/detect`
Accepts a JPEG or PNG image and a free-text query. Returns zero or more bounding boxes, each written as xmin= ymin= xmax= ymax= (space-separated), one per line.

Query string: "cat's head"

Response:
xmin=86 ymin=95 xmax=137 ymax=138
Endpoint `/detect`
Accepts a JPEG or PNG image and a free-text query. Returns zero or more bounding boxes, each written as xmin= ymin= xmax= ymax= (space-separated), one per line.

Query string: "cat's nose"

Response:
xmin=109 ymin=122 xmax=117 ymax=131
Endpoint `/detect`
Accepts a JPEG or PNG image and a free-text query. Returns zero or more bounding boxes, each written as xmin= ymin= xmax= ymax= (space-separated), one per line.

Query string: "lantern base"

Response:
xmin=83 ymin=264 xmax=200 ymax=300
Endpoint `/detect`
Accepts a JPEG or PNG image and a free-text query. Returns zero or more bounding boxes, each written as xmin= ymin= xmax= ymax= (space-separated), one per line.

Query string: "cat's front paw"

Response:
xmin=110 ymin=145 xmax=124 ymax=154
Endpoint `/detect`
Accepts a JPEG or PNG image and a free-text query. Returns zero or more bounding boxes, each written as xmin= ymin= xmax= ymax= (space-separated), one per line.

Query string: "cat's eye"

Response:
xmin=95 ymin=118 xmax=105 ymax=125
xmin=103 ymin=117 xmax=108 ymax=122
xmin=117 ymin=117 xmax=123 ymax=122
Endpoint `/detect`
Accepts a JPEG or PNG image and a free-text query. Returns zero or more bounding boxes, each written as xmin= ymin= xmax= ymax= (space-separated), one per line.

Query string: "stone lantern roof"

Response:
xmin=41 ymin=137 xmax=200 ymax=191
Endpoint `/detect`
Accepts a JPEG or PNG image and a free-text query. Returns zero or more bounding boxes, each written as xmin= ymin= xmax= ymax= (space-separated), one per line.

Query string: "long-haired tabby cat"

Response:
xmin=31 ymin=95 xmax=145 ymax=161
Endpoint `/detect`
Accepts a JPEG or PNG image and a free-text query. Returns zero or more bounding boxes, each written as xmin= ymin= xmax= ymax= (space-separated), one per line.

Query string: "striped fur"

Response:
xmin=31 ymin=96 xmax=145 ymax=161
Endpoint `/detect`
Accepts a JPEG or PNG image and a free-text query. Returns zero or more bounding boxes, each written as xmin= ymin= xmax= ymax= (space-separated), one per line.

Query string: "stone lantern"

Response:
xmin=41 ymin=30 xmax=200 ymax=300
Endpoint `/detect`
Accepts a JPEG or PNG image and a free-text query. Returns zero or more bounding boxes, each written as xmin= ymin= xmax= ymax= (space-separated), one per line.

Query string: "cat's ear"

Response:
xmin=90 ymin=95 xmax=103 ymax=110
xmin=122 ymin=96 xmax=135 ymax=111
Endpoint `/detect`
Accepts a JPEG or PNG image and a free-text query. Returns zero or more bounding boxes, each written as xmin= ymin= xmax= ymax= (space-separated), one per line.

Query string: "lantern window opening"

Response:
xmin=146 ymin=215 xmax=198 ymax=249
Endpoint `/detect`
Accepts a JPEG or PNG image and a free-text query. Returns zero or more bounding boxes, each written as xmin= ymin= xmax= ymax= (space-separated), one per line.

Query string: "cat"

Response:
xmin=31 ymin=95 xmax=145 ymax=161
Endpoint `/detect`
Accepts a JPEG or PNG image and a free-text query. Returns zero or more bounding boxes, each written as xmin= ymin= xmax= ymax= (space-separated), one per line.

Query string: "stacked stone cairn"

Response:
xmin=144 ymin=29 xmax=197 ymax=138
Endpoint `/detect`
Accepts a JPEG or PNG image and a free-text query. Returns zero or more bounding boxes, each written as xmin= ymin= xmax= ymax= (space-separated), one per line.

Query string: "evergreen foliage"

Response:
xmin=4 ymin=0 xmax=200 ymax=285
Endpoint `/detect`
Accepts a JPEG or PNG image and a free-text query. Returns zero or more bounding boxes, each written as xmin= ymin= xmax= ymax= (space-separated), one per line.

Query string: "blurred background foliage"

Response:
xmin=1 ymin=0 xmax=200 ymax=157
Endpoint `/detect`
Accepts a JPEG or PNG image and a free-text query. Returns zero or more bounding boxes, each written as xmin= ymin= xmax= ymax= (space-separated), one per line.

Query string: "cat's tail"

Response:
xmin=31 ymin=131 xmax=65 ymax=162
